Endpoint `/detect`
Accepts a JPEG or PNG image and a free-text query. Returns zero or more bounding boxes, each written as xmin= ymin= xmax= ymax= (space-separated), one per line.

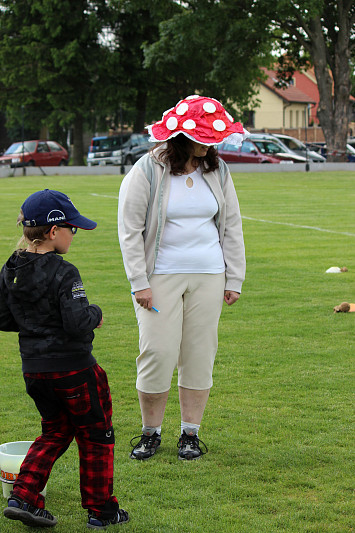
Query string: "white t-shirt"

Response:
xmin=154 ymin=168 xmax=225 ymax=274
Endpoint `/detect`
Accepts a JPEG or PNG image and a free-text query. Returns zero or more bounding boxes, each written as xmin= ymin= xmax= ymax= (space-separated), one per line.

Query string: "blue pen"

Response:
xmin=131 ymin=292 xmax=159 ymax=313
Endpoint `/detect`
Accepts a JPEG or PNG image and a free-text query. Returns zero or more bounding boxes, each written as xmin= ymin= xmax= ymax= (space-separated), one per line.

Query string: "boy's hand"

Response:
xmin=96 ymin=317 xmax=104 ymax=328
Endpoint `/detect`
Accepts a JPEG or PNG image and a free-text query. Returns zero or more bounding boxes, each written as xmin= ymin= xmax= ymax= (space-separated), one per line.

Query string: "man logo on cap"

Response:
xmin=21 ymin=189 xmax=97 ymax=230
xmin=47 ymin=210 xmax=66 ymax=224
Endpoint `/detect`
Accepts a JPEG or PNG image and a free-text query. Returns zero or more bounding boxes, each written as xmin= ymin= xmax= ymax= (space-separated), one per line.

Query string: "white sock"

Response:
xmin=142 ymin=425 xmax=161 ymax=436
xmin=181 ymin=421 xmax=200 ymax=437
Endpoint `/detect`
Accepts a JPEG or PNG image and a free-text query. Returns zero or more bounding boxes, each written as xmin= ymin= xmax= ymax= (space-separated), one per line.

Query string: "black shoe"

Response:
xmin=177 ymin=431 xmax=208 ymax=460
xmin=4 ymin=494 xmax=57 ymax=527
xmin=87 ymin=508 xmax=129 ymax=529
xmin=129 ymin=431 xmax=161 ymax=460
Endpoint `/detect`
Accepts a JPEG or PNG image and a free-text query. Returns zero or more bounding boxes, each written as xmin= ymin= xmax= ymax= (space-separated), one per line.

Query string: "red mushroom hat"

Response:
xmin=147 ymin=95 xmax=249 ymax=147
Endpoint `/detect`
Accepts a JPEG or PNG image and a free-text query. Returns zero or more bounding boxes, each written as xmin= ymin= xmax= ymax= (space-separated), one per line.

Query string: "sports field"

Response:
xmin=0 ymin=171 xmax=353 ymax=532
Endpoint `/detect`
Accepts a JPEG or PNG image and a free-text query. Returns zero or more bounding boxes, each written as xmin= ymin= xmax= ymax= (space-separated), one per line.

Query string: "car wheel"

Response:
xmin=27 ymin=160 xmax=35 ymax=167
xmin=59 ymin=160 xmax=67 ymax=166
xmin=125 ymin=155 xmax=133 ymax=165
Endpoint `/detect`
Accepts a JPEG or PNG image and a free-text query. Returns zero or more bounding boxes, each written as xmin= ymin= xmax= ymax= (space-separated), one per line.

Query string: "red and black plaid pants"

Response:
xmin=13 ymin=364 xmax=118 ymax=517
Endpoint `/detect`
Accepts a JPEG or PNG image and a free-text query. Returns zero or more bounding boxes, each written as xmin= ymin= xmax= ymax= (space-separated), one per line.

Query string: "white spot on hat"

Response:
xmin=176 ymin=103 xmax=189 ymax=115
xmin=213 ymin=119 xmax=226 ymax=132
xmin=166 ymin=117 xmax=178 ymax=130
xmin=185 ymin=95 xmax=200 ymax=100
xmin=203 ymin=102 xmax=216 ymax=113
xmin=225 ymin=112 xmax=234 ymax=122
xmin=183 ymin=119 xmax=196 ymax=130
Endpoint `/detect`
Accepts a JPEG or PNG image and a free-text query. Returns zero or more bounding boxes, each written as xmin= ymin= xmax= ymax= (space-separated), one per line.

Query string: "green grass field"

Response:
xmin=0 ymin=171 xmax=354 ymax=532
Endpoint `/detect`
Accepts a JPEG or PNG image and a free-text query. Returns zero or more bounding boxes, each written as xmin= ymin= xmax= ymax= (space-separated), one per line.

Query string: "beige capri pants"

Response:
xmin=133 ymin=273 xmax=225 ymax=393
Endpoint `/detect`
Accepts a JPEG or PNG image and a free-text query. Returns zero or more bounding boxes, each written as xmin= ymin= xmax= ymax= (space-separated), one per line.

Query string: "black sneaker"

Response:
xmin=177 ymin=431 xmax=208 ymax=460
xmin=129 ymin=431 xmax=161 ymax=460
xmin=87 ymin=508 xmax=129 ymax=529
xmin=4 ymin=494 xmax=57 ymax=527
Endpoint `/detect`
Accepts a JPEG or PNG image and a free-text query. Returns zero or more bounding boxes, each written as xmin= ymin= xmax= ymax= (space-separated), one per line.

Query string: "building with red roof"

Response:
xmin=245 ymin=67 xmax=355 ymax=141
xmin=251 ymin=67 xmax=316 ymax=132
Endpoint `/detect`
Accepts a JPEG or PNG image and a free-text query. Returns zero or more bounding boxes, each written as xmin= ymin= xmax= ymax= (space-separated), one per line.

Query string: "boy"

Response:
xmin=0 ymin=189 xmax=128 ymax=529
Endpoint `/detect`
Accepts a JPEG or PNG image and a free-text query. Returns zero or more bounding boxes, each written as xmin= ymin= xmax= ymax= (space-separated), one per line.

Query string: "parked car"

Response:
xmin=273 ymin=133 xmax=326 ymax=162
xmin=248 ymin=134 xmax=307 ymax=162
xmin=0 ymin=140 xmax=69 ymax=168
xmin=120 ymin=134 xmax=151 ymax=165
xmin=347 ymin=137 xmax=355 ymax=150
xmin=344 ymin=144 xmax=355 ymax=162
xmin=217 ymin=140 xmax=282 ymax=164
xmin=87 ymin=133 xmax=150 ymax=166
xmin=306 ymin=142 xmax=355 ymax=162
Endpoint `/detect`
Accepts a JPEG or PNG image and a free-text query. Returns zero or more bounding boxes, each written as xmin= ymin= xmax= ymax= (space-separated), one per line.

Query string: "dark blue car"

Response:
xmin=306 ymin=142 xmax=355 ymax=162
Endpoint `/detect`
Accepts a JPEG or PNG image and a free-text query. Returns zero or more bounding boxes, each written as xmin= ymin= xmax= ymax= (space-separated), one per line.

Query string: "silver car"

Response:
xmin=249 ymin=134 xmax=307 ymax=162
xmin=273 ymin=134 xmax=326 ymax=162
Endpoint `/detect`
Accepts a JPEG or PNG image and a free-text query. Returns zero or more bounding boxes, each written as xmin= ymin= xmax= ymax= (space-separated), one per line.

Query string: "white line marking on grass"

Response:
xmin=91 ymin=193 xmax=118 ymax=200
xmin=242 ymin=216 xmax=355 ymax=237
xmin=90 ymin=195 xmax=355 ymax=238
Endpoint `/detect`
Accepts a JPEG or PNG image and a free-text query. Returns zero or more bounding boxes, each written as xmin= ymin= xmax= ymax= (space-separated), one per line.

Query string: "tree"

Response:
xmin=254 ymin=0 xmax=355 ymax=161
xmin=144 ymin=0 xmax=273 ymax=121
xmin=0 ymin=2 xmax=53 ymax=141
xmin=107 ymin=0 xmax=182 ymax=132
xmin=0 ymin=0 xmax=114 ymax=164
xmin=145 ymin=0 xmax=354 ymax=159
xmin=106 ymin=0 xmax=274 ymax=129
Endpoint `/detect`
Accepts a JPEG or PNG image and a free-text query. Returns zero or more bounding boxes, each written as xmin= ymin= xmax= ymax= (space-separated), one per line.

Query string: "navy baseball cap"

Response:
xmin=21 ymin=189 xmax=97 ymax=230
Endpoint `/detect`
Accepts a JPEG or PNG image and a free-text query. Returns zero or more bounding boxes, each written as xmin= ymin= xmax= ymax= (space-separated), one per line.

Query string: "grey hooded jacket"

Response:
xmin=118 ymin=145 xmax=246 ymax=293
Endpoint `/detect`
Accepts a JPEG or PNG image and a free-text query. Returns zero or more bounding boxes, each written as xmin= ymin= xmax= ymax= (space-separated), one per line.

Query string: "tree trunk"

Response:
xmin=310 ymin=12 xmax=350 ymax=162
xmin=133 ymin=89 xmax=147 ymax=133
xmin=332 ymin=0 xmax=352 ymax=161
xmin=72 ymin=113 xmax=85 ymax=166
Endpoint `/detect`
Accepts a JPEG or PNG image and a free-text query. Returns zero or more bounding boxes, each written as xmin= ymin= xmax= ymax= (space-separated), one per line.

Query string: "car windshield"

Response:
xmin=286 ymin=138 xmax=305 ymax=150
xmin=5 ymin=141 xmax=36 ymax=154
xmin=253 ymin=140 xmax=286 ymax=154
xmin=92 ymin=136 xmax=129 ymax=151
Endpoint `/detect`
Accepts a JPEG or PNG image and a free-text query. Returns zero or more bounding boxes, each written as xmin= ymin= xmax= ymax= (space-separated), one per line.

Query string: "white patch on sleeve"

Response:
xmin=72 ymin=281 xmax=86 ymax=299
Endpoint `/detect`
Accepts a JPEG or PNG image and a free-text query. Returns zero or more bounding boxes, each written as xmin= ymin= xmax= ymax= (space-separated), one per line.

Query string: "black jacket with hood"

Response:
xmin=0 ymin=251 xmax=101 ymax=373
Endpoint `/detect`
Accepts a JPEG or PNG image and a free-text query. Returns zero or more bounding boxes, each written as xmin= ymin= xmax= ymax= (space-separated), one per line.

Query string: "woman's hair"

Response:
xmin=153 ymin=134 xmax=220 ymax=175
xmin=16 ymin=210 xmax=51 ymax=251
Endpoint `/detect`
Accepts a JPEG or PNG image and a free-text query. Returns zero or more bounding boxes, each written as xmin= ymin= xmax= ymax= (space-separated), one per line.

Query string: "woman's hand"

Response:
xmin=224 ymin=291 xmax=240 ymax=306
xmin=134 ymin=288 xmax=153 ymax=310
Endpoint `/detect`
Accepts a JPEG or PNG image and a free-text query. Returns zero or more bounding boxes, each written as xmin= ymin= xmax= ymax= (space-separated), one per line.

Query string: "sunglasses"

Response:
xmin=45 ymin=224 xmax=78 ymax=235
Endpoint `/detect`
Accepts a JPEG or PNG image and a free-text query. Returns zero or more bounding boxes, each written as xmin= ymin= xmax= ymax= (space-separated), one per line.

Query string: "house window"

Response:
xmin=242 ymin=110 xmax=255 ymax=128
xmin=290 ymin=110 xmax=293 ymax=128
xmin=296 ymin=110 xmax=299 ymax=128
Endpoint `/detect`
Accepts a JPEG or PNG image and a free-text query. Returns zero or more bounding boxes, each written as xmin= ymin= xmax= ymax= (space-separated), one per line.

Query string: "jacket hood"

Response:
xmin=3 ymin=251 xmax=62 ymax=302
xmin=149 ymin=143 xmax=168 ymax=167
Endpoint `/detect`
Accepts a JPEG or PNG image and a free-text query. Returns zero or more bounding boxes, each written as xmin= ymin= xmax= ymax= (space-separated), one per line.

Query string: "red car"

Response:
xmin=0 ymin=140 xmax=69 ymax=168
xmin=217 ymin=140 xmax=282 ymax=164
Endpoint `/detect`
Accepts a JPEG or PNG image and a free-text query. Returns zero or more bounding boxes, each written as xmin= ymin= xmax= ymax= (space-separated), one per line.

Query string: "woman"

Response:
xmin=118 ymin=95 xmax=248 ymax=460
